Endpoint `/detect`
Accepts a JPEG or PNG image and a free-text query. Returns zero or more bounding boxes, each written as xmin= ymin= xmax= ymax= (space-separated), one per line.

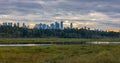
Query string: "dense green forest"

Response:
xmin=0 ymin=26 xmax=120 ymax=38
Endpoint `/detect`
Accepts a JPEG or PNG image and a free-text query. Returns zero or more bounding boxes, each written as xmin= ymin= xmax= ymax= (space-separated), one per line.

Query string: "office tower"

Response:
xmin=35 ymin=23 xmax=51 ymax=29
xmin=84 ymin=26 xmax=87 ymax=29
xmin=39 ymin=23 xmax=43 ymax=29
xmin=14 ymin=23 xmax=17 ymax=27
xmin=88 ymin=27 xmax=90 ymax=30
xmin=8 ymin=22 xmax=12 ymax=27
xmin=34 ymin=24 xmax=40 ymax=29
xmin=50 ymin=23 xmax=55 ymax=29
xmin=22 ymin=23 xmax=26 ymax=28
xmin=17 ymin=22 xmax=20 ymax=27
xmin=42 ymin=24 xmax=47 ymax=29
xmin=60 ymin=21 xmax=63 ymax=29
xmin=27 ymin=25 xmax=29 ymax=29
xmin=3 ymin=22 xmax=7 ymax=26
xmin=46 ymin=25 xmax=50 ymax=29
xmin=55 ymin=22 xmax=60 ymax=29
xmin=70 ymin=23 xmax=73 ymax=29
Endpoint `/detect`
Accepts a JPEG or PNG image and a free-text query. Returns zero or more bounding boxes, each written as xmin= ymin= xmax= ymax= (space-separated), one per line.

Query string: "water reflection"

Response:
xmin=88 ymin=42 xmax=120 ymax=44
xmin=0 ymin=42 xmax=120 ymax=46
xmin=0 ymin=44 xmax=51 ymax=46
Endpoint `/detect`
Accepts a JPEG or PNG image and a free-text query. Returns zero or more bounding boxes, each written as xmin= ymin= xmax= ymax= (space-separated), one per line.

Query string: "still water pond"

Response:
xmin=0 ymin=42 xmax=120 ymax=46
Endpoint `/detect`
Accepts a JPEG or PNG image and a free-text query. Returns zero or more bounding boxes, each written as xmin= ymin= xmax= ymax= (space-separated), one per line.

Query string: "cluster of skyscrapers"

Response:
xmin=34 ymin=21 xmax=73 ymax=29
xmin=0 ymin=22 xmax=28 ymax=28
xmin=0 ymin=21 xmax=73 ymax=29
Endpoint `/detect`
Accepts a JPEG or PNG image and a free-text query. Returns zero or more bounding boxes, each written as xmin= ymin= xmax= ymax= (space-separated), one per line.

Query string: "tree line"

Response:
xmin=0 ymin=26 xmax=120 ymax=38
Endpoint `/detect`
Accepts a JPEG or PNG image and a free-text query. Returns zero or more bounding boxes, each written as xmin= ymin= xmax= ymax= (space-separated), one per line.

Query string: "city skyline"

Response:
xmin=0 ymin=21 xmax=116 ymax=32
xmin=0 ymin=21 xmax=73 ymax=29
xmin=34 ymin=21 xmax=73 ymax=29
xmin=0 ymin=0 xmax=120 ymax=31
xmin=0 ymin=22 xmax=29 ymax=28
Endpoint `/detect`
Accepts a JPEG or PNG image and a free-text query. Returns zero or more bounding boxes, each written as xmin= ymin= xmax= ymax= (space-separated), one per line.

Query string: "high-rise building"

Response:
xmin=3 ymin=22 xmax=7 ymax=26
xmin=42 ymin=24 xmax=46 ymax=29
xmin=14 ymin=23 xmax=17 ymax=27
xmin=60 ymin=21 xmax=63 ymax=29
xmin=50 ymin=23 xmax=55 ymax=29
xmin=34 ymin=23 xmax=50 ymax=29
xmin=39 ymin=23 xmax=43 ymax=29
xmin=22 ymin=23 xmax=26 ymax=28
xmin=8 ymin=22 xmax=12 ymax=27
xmin=34 ymin=21 xmax=73 ymax=29
xmin=55 ymin=22 xmax=60 ymax=29
xmin=17 ymin=22 xmax=20 ymax=27
xmin=84 ymin=26 xmax=87 ymax=29
xmin=34 ymin=24 xmax=40 ymax=29
xmin=70 ymin=23 xmax=73 ymax=29
xmin=46 ymin=25 xmax=50 ymax=29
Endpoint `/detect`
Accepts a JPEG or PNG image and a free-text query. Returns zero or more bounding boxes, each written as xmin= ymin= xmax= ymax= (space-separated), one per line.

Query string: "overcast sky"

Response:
xmin=0 ymin=0 xmax=120 ymax=31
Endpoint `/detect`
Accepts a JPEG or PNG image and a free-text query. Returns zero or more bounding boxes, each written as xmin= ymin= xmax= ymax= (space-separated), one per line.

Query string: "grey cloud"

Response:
xmin=0 ymin=0 xmax=120 ymax=30
xmin=101 ymin=22 xmax=120 ymax=28
xmin=0 ymin=0 xmax=119 ymax=15
xmin=14 ymin=2 xmax=43 ymax=9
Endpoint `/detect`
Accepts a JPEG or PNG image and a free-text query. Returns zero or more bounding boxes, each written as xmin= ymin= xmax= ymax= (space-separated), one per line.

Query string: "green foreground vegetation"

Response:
xmin=0 ymin=38 xmax=120 ymax=63
xmin=0 ymin=38 xmax=120 ymax=44
xmin=0 ymin=44 xmax=120 ymax=63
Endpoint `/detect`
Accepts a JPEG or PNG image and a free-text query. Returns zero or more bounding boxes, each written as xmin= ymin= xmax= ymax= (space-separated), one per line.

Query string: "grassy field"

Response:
xmin=0 ymin=38 xmax=120 ymax=44
xmin=0 ymin=44 xmax=120 ymax=63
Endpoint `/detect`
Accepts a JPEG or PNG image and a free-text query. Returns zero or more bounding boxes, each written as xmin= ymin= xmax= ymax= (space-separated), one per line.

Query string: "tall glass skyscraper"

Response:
xmin=8 ymin=22 xmax=12 ymax=27
xmin=55 ymin=22 xmax=60 ymax=29
xmin=70 ymin=23 xmax=73 ymax=29
xmin=17 ymin=22 xmax=20 ymax=27
xmin=60 ymin=21 xmax=63 ymax=29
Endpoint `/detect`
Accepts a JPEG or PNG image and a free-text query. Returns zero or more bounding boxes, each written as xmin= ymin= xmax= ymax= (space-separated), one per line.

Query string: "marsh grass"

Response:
xmin=0 ymin=44 xmax=120 ymax=63
xmin=0 ymin=38 xmax=120 ymax=44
